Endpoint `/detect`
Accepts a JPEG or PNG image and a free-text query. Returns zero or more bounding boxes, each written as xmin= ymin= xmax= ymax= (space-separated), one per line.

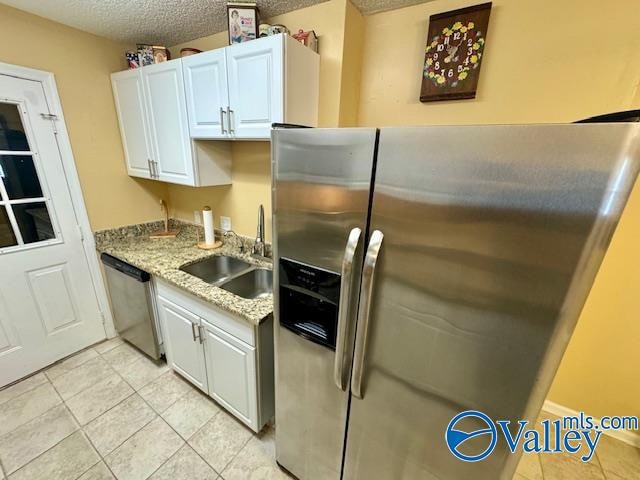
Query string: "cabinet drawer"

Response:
xmin=156 ymin=279 xmax=255 ymax=346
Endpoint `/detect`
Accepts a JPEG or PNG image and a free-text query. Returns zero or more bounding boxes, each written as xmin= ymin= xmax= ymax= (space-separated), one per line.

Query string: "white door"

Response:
xmin=141 ymin=60 xmax=195 ymax=185
xmin=202 ymin=319 xmax=257 ymax=429
xmin=111 ymin=69 xmax=153 ymax=179
xmin=226 ymin=34 xmax=284 ymax=139
xmin=182 ymin=50 xmax=230 ymax=139
xmin=0 ymin=75 xmax=105 ymax=386
xmin=157 ymin=296 xmax=207 ymax=392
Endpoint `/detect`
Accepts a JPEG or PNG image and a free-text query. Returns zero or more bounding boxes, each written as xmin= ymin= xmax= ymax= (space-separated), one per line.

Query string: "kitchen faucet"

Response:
xmin=252 ymin=204 xmax=267 ymax=259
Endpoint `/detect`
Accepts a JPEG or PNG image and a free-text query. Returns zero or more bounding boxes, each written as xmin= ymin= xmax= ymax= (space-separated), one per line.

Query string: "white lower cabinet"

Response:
xmin=155 ymin=279 xmax=273 ymax=432
xmin=157 ymin=296 xmax=208 ymax=393
xmin=202 ymin=320 xmax=257 ymax=427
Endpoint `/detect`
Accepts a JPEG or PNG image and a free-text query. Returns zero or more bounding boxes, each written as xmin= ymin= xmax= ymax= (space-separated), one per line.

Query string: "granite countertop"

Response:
xmin=95 ymin=220 xmax=273 ymax=325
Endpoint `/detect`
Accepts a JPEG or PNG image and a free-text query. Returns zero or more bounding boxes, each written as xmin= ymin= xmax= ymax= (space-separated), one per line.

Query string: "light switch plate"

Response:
xmin=220 ymin=216 xmax=231 ymax=231
xmin=193 ymin=210 xmax=202 ymax=225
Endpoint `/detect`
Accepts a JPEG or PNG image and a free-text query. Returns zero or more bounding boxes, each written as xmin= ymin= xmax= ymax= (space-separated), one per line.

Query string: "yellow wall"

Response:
xmin=357 ymin=0 xmax=640 ymax=420
xmin=166 ymin=0 xmax=354 ymax=239
xmin=168 ymin=142 xmax=272 ymax=240
xmin=0 ymin=4 xmax=167 ymax=231
xmin=358 ymin=0 xmax=640 ymax=126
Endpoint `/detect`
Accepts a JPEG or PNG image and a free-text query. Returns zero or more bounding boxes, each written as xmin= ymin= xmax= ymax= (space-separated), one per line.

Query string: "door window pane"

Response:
xmin=12 ymin=202 xmax=54 ymax=244
xmin=0 ymin=104 xmax=29 ymax=151
xmin=0 ymin=206 xmax=17 ymax=247
xmin=0 ymin=155 xmax=44 ymax=199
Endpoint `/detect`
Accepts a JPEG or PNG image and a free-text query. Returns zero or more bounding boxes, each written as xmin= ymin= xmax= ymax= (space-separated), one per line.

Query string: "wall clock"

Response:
xmin=420 ymin=2 xmax=492 ymax=102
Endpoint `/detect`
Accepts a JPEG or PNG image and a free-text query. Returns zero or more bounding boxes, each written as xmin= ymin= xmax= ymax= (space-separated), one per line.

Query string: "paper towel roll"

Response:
xmin=203 ymin=206 xmax=215 ymax=246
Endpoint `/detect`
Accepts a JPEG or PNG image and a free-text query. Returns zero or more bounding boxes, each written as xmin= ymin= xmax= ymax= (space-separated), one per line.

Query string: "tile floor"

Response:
xmin=0 ymin=338 xmax=288 ymax=480
xmin=0 ymin=338 xmax=638 ymax=480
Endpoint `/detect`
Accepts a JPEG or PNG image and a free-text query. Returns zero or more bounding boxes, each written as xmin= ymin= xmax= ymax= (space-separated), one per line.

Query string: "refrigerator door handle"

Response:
xmin=334 ymin=227 xmax=362 ymax=391
xmin=351 ymin=229 xmax=384 ymax=399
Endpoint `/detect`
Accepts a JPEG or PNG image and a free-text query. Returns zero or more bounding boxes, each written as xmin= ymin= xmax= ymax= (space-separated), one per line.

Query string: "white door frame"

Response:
xmin=0 ymin=61 xmax=115 ymax=338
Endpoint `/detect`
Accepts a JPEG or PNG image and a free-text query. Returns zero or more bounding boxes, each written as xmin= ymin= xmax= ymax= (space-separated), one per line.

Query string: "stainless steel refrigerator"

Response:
xmin=271 ymin=123 xmax=640 ymax=480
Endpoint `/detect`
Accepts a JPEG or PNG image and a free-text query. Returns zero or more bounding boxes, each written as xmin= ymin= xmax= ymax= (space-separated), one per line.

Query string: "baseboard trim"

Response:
xmin=543 ymin=400 xmax=640 ymax=448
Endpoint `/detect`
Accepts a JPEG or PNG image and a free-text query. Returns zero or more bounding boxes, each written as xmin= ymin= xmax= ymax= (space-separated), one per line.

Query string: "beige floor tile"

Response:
xmin=50 ymin=356 xmax=114 ymax=400
xmin=149 ymin=445 xmax=217 ymax=479
xmin=513 ymin=474 xmax=529 ymax=480
xmin=0 ymin=373 xmax=48 ymax=406
xmin=84 ymin=393 xmax=156 ymax=456
xmin=45 ymin=349 xmax=99 ymax=381
xmin=161 ymin=388 xmax=220 ymax=439
xmin=0 ymin=404 xmax=77 ymax=474
xmin=78 ymin=462 xmax=115 ymax=480
xmin=94 ymin=337 xmax=124 ymax=355
xmin=117 ymin=356 xmax=170 ymax=390
xmin=8 ymin=431 xmax=99 ymax=480
xmin=105 ymin=417 xmax=184 ymax=480
xmin=0 ymin=382 xmax=61 ymax=436
xmin=66 ymin=374 xmax=134 ymax=425
xmin=101 ymin=343 xmax=146 ymax=371
xmin=138 ymin=371 xmax=194 ymax=414
xmin=515 ymin=452 xmax=543 ymax=480
xmin=222 ymin=427 xmax=290 ymax=480
xmin=595 ymin=435 xmax=640 ymax=479
xmin=539 ymin=451 xmax=605 ymax=480
xmin=189 ymin=411 xmax=253 ymax=473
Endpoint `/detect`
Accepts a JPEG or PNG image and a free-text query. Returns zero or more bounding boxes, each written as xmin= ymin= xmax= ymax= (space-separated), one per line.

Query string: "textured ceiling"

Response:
xmin=1 ymin=0 xmax=430 ymax=46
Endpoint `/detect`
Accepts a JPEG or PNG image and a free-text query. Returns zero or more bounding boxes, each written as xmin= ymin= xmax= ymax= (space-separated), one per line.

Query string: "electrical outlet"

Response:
xmin=220 ymin=216 xmax=232 ymax=231
xmin=193 ymin=210 xmax=202 ymax=225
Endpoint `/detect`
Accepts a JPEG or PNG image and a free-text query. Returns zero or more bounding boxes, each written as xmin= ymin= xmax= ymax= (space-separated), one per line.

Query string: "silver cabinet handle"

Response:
xmin=153 ymin=160 xmax=159 ymax=179
xmin=227 ymin=107 xmax=235 ymax=134
xmin=220 ymin=107 xmax=227 ymax=134
xmin=198 ymin=325 xmax=205 ymax=344
xmin=351 ymin=230 xmax=384 ymax=399
xmin=191 ymin=322 xmax=199 ymax=342
xmin=147 ymin=159 xmax=153 ymax=177
xmin=334 ymin=227 xmax=361 ymax=391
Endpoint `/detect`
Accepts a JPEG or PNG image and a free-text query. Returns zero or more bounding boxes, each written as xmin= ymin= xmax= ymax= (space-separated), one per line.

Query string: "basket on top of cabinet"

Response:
xmin=111 ymin=34 xmax=319 ymax=186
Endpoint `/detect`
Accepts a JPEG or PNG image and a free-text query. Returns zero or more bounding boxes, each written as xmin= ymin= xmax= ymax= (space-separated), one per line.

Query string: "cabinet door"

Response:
xmin=141 ymin=60 xmax=195 ymax=185
xmin=226 ymin=35 xmax=284 ymax=139
xmin=111 ymin=69 xmax=152 ymax=179
xmin=182 ymin=50 xmax=230 ymax=139
xmin=202 ymin=320 xmax=258 ymax=429
xmin=157 ymin=296 xmax=207 ymax=392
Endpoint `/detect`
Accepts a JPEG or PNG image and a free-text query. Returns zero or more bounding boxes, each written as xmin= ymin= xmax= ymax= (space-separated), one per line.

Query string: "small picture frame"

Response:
xmin=227 ymin=3 xmax=259 ymax=45
xmin=152 ymin=46 xmax=169 ymax=64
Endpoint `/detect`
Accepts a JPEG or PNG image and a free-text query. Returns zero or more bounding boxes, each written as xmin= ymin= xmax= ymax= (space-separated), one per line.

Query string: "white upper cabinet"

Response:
xmin=182 ymin=49 xmax=229 ymax=139
xmin=141 ymin=61 xmax=195 ymax=184
xmin=112 ymin=60 xmax=232 ymax=187
xmin=111 ymin=69 xmax=153 ymax=179
xmin=226 ymin=35 xmax=284 ymax=139
xmin=183 ymin=34 xmax=320 ymax=140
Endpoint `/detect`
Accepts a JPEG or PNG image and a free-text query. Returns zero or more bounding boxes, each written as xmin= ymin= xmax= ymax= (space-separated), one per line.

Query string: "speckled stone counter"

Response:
xmin=95 ymin=220 xmax=273 ymax=325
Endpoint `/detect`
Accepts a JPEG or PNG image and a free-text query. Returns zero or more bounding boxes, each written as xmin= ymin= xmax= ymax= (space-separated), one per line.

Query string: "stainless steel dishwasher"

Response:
xmin=101 ymin=253 xmax=162 ymax=360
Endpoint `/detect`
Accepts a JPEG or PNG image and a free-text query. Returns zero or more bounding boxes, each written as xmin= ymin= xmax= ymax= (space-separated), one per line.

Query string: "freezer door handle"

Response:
xmin=351 ymin=229 xmax=384 ymax=399
xmin=334 ymin=227 xmax=362 ymax=391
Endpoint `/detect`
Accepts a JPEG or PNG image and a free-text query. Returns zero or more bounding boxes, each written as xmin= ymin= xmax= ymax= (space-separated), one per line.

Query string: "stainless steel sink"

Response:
xmin=180 ymin=256 xmax=252 ymax=285
xmin=219 ymin=268 xmax=273 ymax=300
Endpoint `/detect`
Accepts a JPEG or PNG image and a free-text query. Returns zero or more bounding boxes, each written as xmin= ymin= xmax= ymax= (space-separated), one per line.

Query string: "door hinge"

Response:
xmin=76 ymin=223 xmax=84 ymax=242
xmin=40 ymin=113 xmax=59 ymax=134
